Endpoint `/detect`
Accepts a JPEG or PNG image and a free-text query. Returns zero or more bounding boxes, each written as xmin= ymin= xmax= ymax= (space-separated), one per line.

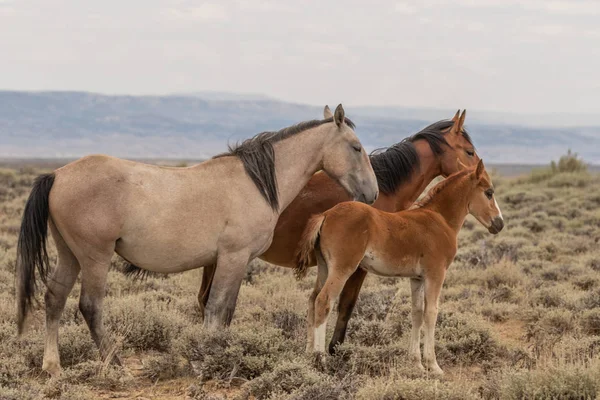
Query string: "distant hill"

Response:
xmin=0 ymin=91 xmax=598 ymax=164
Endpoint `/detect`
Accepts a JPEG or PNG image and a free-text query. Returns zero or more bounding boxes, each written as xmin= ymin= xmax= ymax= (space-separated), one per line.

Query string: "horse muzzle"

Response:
xmin=356 ymin=189 xmax=378 ymax=205
xmin=488 ymin=217 xmax=504 ymax=234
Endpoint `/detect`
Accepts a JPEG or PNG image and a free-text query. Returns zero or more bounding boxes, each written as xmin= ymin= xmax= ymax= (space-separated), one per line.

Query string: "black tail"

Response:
xmin=17 ymin=173 xmax=55 ymax=334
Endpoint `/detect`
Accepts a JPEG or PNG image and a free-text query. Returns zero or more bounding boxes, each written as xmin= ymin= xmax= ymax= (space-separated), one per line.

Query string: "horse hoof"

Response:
xmin=312 ymin=351 xmax=327 ymax=371
xmin=428 ymin=364 xmax=444 ymax=377
xmin=42 ymin=361 xmax=62 ymax=378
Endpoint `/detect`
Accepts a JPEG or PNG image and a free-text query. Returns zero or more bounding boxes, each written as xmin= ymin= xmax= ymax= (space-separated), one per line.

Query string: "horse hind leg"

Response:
xmin=306 ymin=248 xmax=328 ymax=352
xmin=78 ymin=250 xmax=120 ymax=365
xmin=328 ymin=268 xmax=368 ymax=354
xmin=43 ymin=222 xmax=81 ymax=377
xmin=197 ymin=264 xmax=216 ymax=321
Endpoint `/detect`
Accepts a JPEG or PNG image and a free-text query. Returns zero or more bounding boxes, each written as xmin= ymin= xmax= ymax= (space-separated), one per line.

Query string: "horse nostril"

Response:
xmin=493 ymin=217 xmax=504 ymax=232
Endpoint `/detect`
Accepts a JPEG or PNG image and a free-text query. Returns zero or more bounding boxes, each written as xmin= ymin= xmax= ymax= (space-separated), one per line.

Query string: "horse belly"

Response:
xmin=360 ymin=249 xmax=422 ymax=278
xmin=116 ymin=223 xmax=220 ymax=273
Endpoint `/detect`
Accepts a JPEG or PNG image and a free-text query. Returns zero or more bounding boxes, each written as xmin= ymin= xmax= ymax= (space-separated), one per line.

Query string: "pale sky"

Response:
xmin=1 ymin=0 xmax=599 ymax=114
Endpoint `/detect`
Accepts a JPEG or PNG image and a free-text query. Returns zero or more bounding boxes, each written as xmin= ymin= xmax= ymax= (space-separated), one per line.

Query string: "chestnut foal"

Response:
xmin=296 ymin=160 xmax=504 ymax=375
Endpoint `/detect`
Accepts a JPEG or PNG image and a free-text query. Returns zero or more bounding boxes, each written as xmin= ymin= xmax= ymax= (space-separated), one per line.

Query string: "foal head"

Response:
xmin=465 ymin=159 xmax=504 ymax=234
xmin=321 ymin=104 xmax=378 ymax=204
xmin=439 ymin=110 xmax=480 ymax=176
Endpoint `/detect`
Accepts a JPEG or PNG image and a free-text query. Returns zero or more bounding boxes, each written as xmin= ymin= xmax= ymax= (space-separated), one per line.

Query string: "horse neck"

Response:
xmin=271 ymin=125 xmax=330 ymax=213
xmin=421 ymin=177 xmax=471 ymax=233
xmin=377 ymin=139 xmax=443 ymax=212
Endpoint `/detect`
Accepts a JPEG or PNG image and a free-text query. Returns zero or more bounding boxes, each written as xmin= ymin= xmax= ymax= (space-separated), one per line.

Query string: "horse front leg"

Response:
xmin=423 ymin=270 xmax=446 ymax=376
xmin=328 ymin=268 xmax=368 ymax=354
xmin=203 ymin=250 xmax=250 ymax=329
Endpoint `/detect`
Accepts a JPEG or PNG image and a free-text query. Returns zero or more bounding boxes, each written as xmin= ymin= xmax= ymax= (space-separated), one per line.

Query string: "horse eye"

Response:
xmin=485 ymin=189 xmax=494 ymax=199
xmin=352 ymin=144 xmax=362 ymax=153
xmin=466 ymin=150 xmax=475 ymax=157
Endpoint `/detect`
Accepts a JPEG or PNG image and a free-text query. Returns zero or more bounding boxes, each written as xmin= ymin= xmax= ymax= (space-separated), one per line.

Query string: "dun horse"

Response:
xmin=16 ymin=104 xmax=379 ymax=376
xmin=199 ymin=109 xmax=480 ymax=353
xmin=296 ymin=159 xmax=504 ymax=375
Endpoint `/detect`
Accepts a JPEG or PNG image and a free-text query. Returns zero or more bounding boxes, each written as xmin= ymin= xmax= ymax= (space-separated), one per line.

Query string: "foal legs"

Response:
xmin=306 ymin=251 xmax=328 ymax=352
xmin=203 ymin=251 xmax=250 ymax=329
xmin=408 ymin=277 xmax=425 ymax=370
xmin=42 ymin=226 xmax=80 ymax=377
xmin=79 ymin=254 xmax=120 ymax=365
xmin=312 ymin=263 xmax=356 ymax=353
xmin=422 ymin=272 xmax=445 ymax=376
xmin=197 ymin=264 xmax=216 ymax=321
xmin=328 ymin=268 xmax=368 ymax=354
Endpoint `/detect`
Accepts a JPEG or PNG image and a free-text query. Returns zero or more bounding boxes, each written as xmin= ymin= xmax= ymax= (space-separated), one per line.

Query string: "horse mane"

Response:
xmin=413 ymin=169 xmax=472 ymax=208
xmin=369 ymin=120 xmax=473 ymax=195
xmin=215 ymin=116 xmax=356 ymax=211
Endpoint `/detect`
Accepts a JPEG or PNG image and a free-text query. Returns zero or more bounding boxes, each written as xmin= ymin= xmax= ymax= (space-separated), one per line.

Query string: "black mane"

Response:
xmin=215 ymin=117 xmax=355 ymax=211
xmin=370 ymin=120 xmax=472 ymax=195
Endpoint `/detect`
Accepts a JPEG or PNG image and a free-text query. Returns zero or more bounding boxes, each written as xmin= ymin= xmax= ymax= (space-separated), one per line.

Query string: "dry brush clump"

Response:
xmin=1 ymin=154 xmax=600 ymax=398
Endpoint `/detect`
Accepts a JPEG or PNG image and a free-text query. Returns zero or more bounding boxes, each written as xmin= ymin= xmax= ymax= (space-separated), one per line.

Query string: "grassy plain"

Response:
xmin=0 ymin=154 xmax=599 ymax=399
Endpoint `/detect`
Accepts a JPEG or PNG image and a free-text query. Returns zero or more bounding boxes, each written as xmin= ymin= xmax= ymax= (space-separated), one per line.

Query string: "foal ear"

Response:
xmin=475 ymin=159 xmax=485 ymax=180
xmin=334 ymin=104 xmax=345 ymax=127
xmin=456 ymin=158 xmax=468 ymax=171
xmin=324 ymin=105 xmax=333 ymax=119
xmin=451 ymin=109 xmax=461 ymax=122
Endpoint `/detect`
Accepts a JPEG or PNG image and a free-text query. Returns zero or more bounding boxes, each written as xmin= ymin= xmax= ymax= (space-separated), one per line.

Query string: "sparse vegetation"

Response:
xmin=1 ymin=153 xmax=599 ymax=398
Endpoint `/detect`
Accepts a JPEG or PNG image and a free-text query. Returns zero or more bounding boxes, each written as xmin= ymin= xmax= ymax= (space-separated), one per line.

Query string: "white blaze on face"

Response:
xmin=314 ymin=322 xmax=327 ymax=352
xmin=494 ymin=197 xmax=503 ymax=220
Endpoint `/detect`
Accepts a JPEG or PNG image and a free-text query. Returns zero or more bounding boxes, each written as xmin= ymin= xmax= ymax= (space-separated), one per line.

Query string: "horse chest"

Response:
xmin=360 ymin=250 xmax=422 ymax=278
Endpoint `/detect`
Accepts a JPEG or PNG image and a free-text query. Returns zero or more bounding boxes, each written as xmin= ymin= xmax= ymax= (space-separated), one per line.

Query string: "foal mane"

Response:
xmin=412 ymin=169 xmax=471 ymax=208
xmin=370 ymin=120 xmax=473 ymax=195
xmin=215 ymin=117 xmax=356 ymax=211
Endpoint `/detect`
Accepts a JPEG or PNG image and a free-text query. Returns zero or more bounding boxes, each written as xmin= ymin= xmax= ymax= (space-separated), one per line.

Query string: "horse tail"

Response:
xmin=17 ymin=173 xmax=55 ymax=334
xmin=294 ymin=213 xmax=326 ymax=280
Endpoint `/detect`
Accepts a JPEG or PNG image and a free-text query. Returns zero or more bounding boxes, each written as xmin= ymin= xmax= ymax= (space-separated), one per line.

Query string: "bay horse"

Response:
xmin=296 ymin=160 xmax=504 ymax=375
xmin=198 ymin=109 xmax=480 ymax=353
xmin=16 ymin=104 xmax=379 ymax=377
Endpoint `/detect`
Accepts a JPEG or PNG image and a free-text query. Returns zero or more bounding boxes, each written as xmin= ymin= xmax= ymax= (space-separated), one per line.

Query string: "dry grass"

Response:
xmin=1 ymin=153 xmax=600 ymax=399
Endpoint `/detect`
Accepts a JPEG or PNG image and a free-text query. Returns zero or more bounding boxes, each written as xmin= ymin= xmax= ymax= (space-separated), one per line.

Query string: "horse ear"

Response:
xmin=334 ymin=104 xmax=345 ymax=127
xmin=451 ymin=109 xmax=467 ymax=135
xmin=451 ymin=109 xmax=460 ymax=122
xmin=323 ymin=105 xmax=333 ymax=119
xmin=456 ymin=158 xmax=468 ymax=171
xmin=475 ymin=159 xmax=485 ymax=180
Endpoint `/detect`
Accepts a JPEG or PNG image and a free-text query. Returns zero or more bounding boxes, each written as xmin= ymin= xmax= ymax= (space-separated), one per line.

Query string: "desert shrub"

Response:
xmin=271 ymin=308 xmax=304 ymax=340
xmin=435 ymin=312 xmax=502 ymax=365
xmin=142 ymin=353 xmax=190 ymax=380
xmin=0 ymin=385 xmax=43 ymax=400
xmin=325 ymin=343 xmax=407 ymax=378
xmin=526 ymin=150 xmax=588 ymax=185
xmin=487 ymin=364 xmax=600 ymax=400
xmin=283 ymin=377 xmax=360 ymax=400
xmin=353 ymin=286 xmax=398 ymax=320
xmin=348 ymin=319 xmax=393 ymax=347
xmin=356 ymin=376 xmax=479 ymax=400
xmin=480 ymin=261 xmax=523 ymax=290
xmin=176 ymin=325 xmax=288 ymax=381
xmin=580 ymin=288 xmax=600 ymax=310
xmin=547 ymin=172 xmax=591 ymax=188
xmin=243 ymin=361 xmax=323 ymax=399
xmin=105 ymin=295 xmax=187 ymax=351
xmin=580 ymin=308 xmax=600 ymax=335
xmin=55 ymin=361 xmax=131 ymax=391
